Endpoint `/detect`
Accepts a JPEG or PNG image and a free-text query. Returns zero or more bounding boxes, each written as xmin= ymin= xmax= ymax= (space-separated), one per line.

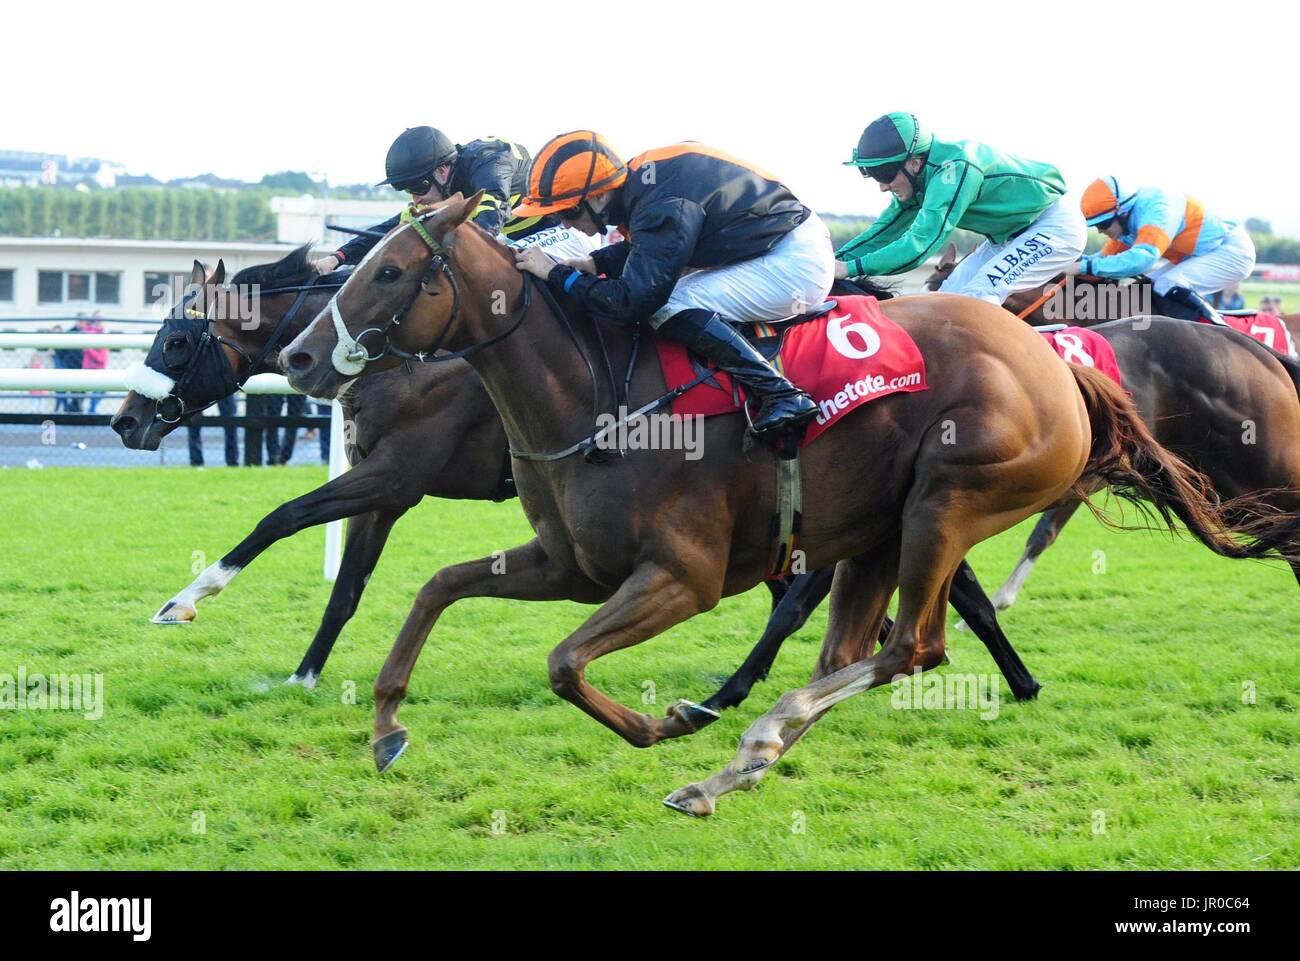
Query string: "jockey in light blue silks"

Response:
xmin=1073 ymin=176 xmax=1256 ymax=322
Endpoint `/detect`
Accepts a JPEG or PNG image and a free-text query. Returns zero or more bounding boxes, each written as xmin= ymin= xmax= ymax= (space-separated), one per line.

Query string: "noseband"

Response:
xmin=328 ymin=204 xmax=531 ymax=376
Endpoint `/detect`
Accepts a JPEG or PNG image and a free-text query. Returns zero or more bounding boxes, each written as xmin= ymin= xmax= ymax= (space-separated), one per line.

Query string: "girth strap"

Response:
xmin=767 ymin=451 xmax=804 ymax=577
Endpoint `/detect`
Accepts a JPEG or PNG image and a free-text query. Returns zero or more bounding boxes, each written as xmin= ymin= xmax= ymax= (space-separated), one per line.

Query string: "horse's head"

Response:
xmin=112 ymin=259 xmax=232 ymax=448
xmin=922 ymin=242 xmax=959 ymax=292
xmin=281 ymin=190 xmax=502 ymax=398
xmin=112 ymin=247 xmax=328 ymax=449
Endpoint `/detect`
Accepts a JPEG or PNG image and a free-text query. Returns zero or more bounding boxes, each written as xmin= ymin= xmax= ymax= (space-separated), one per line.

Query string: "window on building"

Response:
xmin=66 ymin=272 xmax=91 ymax=302
xmin=0 ymin=269 xmax=13 ymax=302
xmin=94 ymin=272 xmax=120 ymax=304
xmin=144 ymin=271 xmax=182 ymax=307
xmin=35 ymin=270 xmax=122 ymax=305
xmin=38 ymin=270 xmax=63 ymax=303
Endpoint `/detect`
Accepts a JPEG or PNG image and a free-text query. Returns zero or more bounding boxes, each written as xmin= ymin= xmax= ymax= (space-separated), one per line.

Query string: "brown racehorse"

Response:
xmin=110 ymin=249 xmax=1043 ymax=709
xmin=925 ymin=247 xmax=1300 ymax=609
xmin=988 ymin=317 xmax=1300 ymax=611
xmin=930 ymin=242 xmax=1300 ymax=344
xmin=280 ymin=193 xmax=1297 ymax=815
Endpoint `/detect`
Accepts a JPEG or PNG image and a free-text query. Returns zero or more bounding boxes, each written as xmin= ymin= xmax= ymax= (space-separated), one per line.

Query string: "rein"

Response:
xmin=328 ymin=203 xmax=704 ymax=464
xmin=1015 ymin=275 xmax=1070 ymax=320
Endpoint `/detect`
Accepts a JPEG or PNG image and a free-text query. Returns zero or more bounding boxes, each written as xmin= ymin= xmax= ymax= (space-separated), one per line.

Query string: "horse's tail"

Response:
xmin=1070 ymin=364 xmax=1300 ymax=561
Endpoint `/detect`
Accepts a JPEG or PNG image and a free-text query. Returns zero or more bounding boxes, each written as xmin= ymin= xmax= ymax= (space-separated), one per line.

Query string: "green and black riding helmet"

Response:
xmin=377 ymin=126 xmax=460 ymax=197
xmin=845 ymin=112 xmax=933 ymax=191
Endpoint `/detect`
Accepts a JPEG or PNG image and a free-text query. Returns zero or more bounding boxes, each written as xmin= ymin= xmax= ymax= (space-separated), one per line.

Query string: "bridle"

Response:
xmin=326 ymin=203 xmax=533 ymax=376
xmin=323 ymin=203 xmax=719 ymax=464
xmin=150 ymin=276 xmax=334 ymax=425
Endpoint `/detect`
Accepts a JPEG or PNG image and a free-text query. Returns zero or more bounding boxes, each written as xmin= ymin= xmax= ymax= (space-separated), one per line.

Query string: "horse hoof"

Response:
xmin=667 ymin=699 xmax=721 ymax=733
xmin=373 ymin=729 xmax=409 ymax=773
xmin=736 ymin=737 xmax=782 ymax=774
xmin=151 ymin=600 xmax=195 ymax=624
xmin=1013 ymin=681 xmax=1043 ymax=702
xmin=663 ymin=785 xmax=715 ymax=818
xmin=285 ymin=671 xmax=319 ymax=690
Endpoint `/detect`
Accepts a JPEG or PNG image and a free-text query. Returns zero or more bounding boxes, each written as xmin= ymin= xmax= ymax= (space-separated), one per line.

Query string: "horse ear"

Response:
xmin=191 ymin=260 xmax=207 ymax=286
xmin=212 ymin=259 xmax=227 ymax=286
xmin=940 ymin=242 xmax=958 ymax=268
xmin=437 ymin=189 xmax=484 ymax=243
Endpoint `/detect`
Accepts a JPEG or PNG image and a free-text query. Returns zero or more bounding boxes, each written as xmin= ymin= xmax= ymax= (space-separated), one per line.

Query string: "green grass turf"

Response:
xmin=0 ymin=466 xmax=1296 ymax=869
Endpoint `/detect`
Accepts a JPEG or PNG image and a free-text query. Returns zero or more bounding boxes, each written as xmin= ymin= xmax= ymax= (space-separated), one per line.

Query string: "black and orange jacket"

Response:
xmin=337 ymin=137 xmax=541 ymax=263
xmin=548 ymin=143 xmax=809 ymax=324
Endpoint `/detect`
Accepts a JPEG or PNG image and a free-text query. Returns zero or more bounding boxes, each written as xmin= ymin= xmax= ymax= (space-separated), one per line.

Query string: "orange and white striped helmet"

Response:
xmin=1080 ymin=176 xmax=1136 ymax=226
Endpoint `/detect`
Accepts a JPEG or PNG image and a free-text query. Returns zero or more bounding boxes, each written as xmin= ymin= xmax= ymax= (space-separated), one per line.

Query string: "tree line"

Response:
xmin=3 ymin=187 xmax=1297 ymax=263
xmin=0 ymin=187 xmax=280 ymax=241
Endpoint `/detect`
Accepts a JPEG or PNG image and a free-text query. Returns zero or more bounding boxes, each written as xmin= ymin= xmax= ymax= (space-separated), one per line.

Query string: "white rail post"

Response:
xmin=323 ymin=399 xmax=346 ymax=581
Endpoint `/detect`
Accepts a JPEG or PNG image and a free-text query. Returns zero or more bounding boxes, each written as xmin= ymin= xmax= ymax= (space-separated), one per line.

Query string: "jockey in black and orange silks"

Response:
xmin=512 ymin=131 xmax=836 ymax=437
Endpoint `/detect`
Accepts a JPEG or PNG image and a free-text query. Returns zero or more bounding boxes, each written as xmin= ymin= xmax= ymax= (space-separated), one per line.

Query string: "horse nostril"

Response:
xmin=285 ymin=350 xmax=315 ymax=374
xmin=111 ymin=415 xmax=137 ymax=438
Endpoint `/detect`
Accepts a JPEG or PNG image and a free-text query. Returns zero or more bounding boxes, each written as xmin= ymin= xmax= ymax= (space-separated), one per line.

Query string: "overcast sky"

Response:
xmin=6 ymin=1 xmax=1295 ymax=230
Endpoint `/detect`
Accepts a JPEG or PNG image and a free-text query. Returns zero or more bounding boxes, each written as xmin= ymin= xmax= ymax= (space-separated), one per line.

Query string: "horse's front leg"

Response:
xmin=373 ymin=538 xmax=604 ymax=771
xmin=547 ymin=561 xmax=724 ymax=748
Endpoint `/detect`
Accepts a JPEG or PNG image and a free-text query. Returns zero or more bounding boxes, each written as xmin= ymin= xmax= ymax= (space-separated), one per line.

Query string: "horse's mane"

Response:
xmin=835 ymin=278 xmax=899 ymax=300
xmin=230 ymin=244 xmax=316 ymax=289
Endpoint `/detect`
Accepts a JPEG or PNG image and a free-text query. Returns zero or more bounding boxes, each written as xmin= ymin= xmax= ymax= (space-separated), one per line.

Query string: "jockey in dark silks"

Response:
xmin=511 ymin=130 xmax=835 ymax=437
xmin=311 ymin=126 xmax=589 ymax=274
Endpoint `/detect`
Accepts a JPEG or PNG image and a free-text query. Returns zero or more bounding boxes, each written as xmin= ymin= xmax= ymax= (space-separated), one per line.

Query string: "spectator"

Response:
xmin=1259 ymin=295 xmax=1282 ymax=316
xmin=255 ymin=394 xmax=306 ymax=465
xmin=78 ymin=311 xmax=108 ymax=413
xmin=1212 ymin=282 xmax=1245 ymax=311
xmin=315 ymin=400 xmax=331 ymax=463
xmin=51 ymin=323 xmax=83 ymax=413
xmin=187 ymin=395 xmax=240 ymax=467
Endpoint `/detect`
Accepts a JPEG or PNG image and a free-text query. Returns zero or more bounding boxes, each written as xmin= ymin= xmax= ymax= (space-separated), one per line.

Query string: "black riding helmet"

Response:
xmin=377 ymin=126 xmax=459 ymax=194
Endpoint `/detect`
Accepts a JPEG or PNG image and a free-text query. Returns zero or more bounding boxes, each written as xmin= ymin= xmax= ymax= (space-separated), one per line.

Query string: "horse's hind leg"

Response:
xmin=700 ymin=567 xmax=836 ymax=717
xmin=372 ymin=538 xmax=605 ymax=772
xmin=989 ymin=495 xmax=1085 ymax=611
xmin=665 ymin=544 xmax=903 ymax=817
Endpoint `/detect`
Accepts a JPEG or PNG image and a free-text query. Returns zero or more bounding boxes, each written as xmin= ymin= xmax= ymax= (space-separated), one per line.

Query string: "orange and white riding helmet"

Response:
xmin=513 ymin=130 xmax=628 ymax=218
xmin=1081 ymin=176 xmax=1136 ymax=227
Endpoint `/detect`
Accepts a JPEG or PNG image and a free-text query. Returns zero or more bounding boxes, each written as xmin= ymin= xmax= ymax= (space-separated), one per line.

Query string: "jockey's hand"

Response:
xmin=833 ymin=260 xmax=850 ymax=280
xmin=311 ymin=255 xmax=340 ymax=276
xmin=564 ymin=256 xmax=597 ymax=274
xmin=1061 ymin=262 xmax=1083 ymax=277
xmin=514 ymin=245 xmax=557 ymax=280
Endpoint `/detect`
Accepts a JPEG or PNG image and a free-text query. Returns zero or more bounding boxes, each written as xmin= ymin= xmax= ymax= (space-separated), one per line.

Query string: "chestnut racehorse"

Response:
xmin=110 ymin=249 xmax=1040 ymax=704
xmin=281 ymin=193 xmax=1297 ymax=816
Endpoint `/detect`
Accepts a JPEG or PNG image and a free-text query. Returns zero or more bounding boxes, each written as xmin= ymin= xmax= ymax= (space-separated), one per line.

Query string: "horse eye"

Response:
xmin=377 ymin=266 xmax=402 ymax=283
xmin=162 ymin=335 xmax=190 ymax=366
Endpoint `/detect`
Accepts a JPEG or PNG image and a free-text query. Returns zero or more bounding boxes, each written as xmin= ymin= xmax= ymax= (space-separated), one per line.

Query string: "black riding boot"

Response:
xmin=659 ymin=308 xmax=818 ymax=435
xmin=1156 ymin=284 xmax=1223 ymax=325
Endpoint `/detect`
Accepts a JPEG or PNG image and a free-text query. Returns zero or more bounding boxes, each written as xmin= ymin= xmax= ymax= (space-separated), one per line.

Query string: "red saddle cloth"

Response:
xmin=1038 ymin=327 xmax=1124 ymax=387
xmin=654 ymin=295 xmax=928 ymax=446
xmin=1219 ymin=312 xmax=1297 ymax=358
